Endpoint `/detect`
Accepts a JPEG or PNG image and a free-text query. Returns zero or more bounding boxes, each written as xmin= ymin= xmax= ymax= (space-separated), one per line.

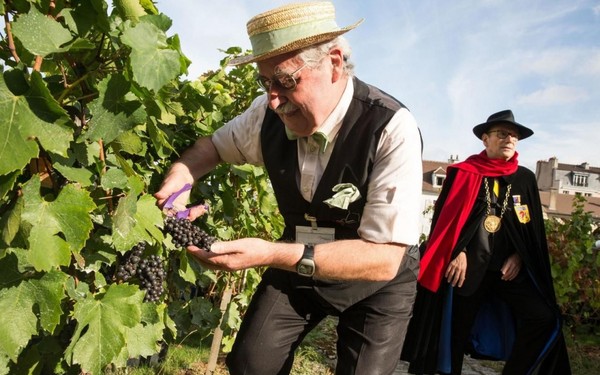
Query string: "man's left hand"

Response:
xmin=500 ymin=253 xmax=522 ymax=281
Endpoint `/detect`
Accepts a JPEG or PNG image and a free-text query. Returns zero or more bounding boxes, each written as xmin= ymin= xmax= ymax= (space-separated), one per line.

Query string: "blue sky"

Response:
xmin=149 ymin=1 xmax=599 ymax=170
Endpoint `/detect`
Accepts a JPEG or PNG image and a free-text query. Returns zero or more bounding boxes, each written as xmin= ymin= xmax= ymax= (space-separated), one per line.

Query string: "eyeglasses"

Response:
xmin=487 ymin=129 xmax=520 ymax=140
xmin=256 ymin=62 xmax=309 ymax=92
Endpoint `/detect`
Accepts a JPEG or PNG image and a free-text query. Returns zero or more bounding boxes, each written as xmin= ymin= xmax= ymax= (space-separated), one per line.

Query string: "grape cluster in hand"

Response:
xmin=116 ymin=242 xmax=165 ymax=302
xmin=164 ymin=216 xmax=216 ymax=251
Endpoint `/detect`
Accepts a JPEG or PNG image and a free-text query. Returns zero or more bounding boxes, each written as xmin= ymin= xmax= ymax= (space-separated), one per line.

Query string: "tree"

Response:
xmin=546 ymin=194 xmax=600 ymax=334
xmin=0 ymin=1 xmax=282 ymax=373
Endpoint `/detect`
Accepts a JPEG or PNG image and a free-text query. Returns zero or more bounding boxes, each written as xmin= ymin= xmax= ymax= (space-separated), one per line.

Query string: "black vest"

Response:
xmin=260 ymin=78 xmax=410 ymax=311
xmin=261 ymin=77 xmax=406 ymax=241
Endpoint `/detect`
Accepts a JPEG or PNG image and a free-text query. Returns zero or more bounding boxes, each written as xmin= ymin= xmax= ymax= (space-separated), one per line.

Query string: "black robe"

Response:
xmin=401 ymin=166 xmax=571 ymax=374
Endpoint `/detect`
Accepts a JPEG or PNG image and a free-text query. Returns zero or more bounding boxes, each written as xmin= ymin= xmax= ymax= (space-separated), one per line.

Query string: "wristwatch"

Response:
xmin=296 ymin=244 xmax=316 ymax=277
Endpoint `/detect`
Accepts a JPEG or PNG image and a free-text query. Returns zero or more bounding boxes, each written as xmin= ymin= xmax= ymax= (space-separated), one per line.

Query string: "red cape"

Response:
xmin=418 ymin=151 xmax=519 ymax=292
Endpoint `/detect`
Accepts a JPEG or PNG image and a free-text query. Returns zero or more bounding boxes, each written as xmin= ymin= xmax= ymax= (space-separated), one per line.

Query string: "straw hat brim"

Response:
xmin=229 ymin=19 xmax=363 ymax=66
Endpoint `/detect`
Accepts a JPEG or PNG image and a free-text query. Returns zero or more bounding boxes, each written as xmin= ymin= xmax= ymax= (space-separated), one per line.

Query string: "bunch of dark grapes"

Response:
xmin=164 ymin=216 xmax=216 ymax=251
xmin=116 ymin=242 xmax=165 ymax=302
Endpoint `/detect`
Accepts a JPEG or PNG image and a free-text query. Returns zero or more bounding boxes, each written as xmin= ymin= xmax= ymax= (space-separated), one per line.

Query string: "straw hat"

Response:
xmin=473 ymin=110 xmax=534 ymax=140
xmin=229 ymin=1 xmax=363 ymax=66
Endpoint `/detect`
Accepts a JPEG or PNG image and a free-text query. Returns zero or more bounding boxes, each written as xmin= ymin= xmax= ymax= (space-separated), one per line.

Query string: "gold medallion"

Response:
xmin=484 ymin=214 xmax=502 ymax=233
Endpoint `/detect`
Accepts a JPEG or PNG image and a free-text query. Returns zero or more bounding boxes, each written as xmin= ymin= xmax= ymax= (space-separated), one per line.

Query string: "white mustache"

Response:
xmin=274 ymin=102 xmax=298 ymax=115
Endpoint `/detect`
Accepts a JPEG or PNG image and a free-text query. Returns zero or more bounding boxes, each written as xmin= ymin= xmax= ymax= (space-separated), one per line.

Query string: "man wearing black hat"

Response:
xmin=401 ymin=110 xmax=571 ymax=374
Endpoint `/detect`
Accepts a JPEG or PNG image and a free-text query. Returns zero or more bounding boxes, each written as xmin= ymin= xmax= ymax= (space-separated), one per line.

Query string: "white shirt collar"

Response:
xmin=317 ymin=77 xmax=354 ymax=142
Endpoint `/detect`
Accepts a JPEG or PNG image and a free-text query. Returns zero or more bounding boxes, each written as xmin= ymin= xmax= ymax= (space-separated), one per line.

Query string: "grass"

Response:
xmin=111 ymin=319 xmax=599 ymax=375
xmin=115 ymin=318 xmax=338 ymax=375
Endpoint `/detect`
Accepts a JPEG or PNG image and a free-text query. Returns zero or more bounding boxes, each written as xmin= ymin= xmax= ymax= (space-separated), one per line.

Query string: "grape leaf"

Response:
xmin=0 ymin=73 xmax=40 ymax=175
xmin=26 ymin=227 xmax=71 ymax=271
xmin=111 ymin=190 xmax=138 ymax=252
xmin=120 ymin=318 xmax=163 ymax=361
xmin=190 ymin=297 xmax=220 ymax=329
xmin=66 ymin=284 xmax=144 ymax=375
xmin=113 ymin=130 xmax=145 ymax=156
xmin=0 ymin=352 xmax=10 ymax=375
xmin=0 ymin=252 xmax=25 ymax=289
xmin=21 ymin=72 xmax=74 ymax=154
xmin=53 ymin=163 xmax=95 ymax=187
xmin=21 ymin=178 xmax=96 ymax=271
xmin=0 ymin=170 xmax=19 ymax=201
xmin=0 ymin=271 xmax=67 ymax=363
xmin=30 ymin=271 xmax=69 ymax=333
xmin=112 ymin=193 xmax=164 ymax=251
xmin=83 ymin=74 xmax=146 ymax=144
xmin=147 ymin=117 xmax=176 ymax=159
xmin=0 ymin=285 xmax=38 ymax=363
xmin=131 ymin=194 xmax=165 ymax=243
xmin=0 ymin=70 xmax=73 ymax=175
xmin=100 ymin=168 xmax=129 ymax=190
xmin=121 ymin=21 xmax=181 ymax=92
xmin=0 ymin=196 xmax=22 ymax=247
xmin=11 ymin=8 xmax=74 ymax=56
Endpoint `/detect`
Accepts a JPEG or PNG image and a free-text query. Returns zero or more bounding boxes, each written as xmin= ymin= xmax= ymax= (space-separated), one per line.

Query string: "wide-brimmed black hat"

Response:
xmin=472 ymin=109 xmax=534 ymax=140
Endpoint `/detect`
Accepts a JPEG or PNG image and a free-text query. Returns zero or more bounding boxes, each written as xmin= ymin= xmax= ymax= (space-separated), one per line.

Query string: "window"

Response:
xmin=435 ymin=176 xmax=445 ymax=186
xmin=572 ymin=173 xmax=588 ymax=187
xmin=432 ymin=171 xmax=446 ymax=188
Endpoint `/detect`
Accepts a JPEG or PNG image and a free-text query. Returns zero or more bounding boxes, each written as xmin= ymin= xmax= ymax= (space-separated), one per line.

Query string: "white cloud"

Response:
xmin=517 ymin=85 xmax=589 ymax=106
xmin=153 ymin=0 xmax=600 ymax=168
xmin=577 ymin=50 xmax=600 ymax=76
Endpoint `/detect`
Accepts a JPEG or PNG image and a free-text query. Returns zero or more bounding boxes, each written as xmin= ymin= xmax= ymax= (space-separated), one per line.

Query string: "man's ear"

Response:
xmin=482 ymin=134 xmax=489 ymax=147
xmin=329 ymin=48 xmax=345 ymax=82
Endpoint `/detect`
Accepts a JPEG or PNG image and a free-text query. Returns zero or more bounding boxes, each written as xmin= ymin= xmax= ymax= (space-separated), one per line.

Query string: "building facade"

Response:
xmin=420 ymin=157 xmax=600 ymax=240
xmin=536 ymin=157 xmax=600 ymax=198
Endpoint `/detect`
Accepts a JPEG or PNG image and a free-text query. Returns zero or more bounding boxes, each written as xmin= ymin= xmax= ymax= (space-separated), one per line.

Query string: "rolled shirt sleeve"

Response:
xmin=358 ymin=107 xmax=423 ymax=246
xmin=211 ymin=95 xmax=267 ymax=166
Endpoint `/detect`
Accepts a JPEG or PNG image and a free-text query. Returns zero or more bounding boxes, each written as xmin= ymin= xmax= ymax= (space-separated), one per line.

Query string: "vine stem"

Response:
xmin=4 ymin=12 xmax=21 ymax=62
xmin=33 ymin=0 xmax=58 ymax=72
xmin=98 ymin=139 xmax=114 ymax=213
xmin=205 ymin=285 xmax=233 ymax=375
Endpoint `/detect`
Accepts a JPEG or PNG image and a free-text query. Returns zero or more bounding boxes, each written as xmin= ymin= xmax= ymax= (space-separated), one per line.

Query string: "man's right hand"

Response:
xmin=445 ymin=251 xmax=467 ymax=287
xmin=154 ymin=164 xmax=206 ymax=220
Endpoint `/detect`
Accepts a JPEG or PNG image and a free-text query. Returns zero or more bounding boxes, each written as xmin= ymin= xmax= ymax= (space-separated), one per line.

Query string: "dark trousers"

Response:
xmin=450 ymin=270 xmax=556 ymax=375
xmin=226 ymin=254 xmax=419 ymax=375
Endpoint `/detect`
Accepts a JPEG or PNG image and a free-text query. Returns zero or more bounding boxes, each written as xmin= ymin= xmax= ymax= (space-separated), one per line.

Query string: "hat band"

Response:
xmin=250 ymin=18 xmax=340 ymax=57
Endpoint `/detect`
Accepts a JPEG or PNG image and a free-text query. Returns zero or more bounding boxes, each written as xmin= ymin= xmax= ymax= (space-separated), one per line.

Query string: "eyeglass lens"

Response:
xmin=257 ymin=63 xmax=308 ymax=92
xmin=489 ymin=130 xmax=519 ymax=140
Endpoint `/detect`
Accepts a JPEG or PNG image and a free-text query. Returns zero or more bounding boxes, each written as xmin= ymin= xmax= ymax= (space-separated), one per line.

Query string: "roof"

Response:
xmin=422 ymin=160 xmax=453 ymax=193
xmin=539 ymin=191 xmax=600 ymax=220
xmin=556 ymin=162 xmax=600 ymax=174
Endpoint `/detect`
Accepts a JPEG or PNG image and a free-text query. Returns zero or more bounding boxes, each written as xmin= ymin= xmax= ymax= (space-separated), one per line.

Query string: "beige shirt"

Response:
xmin=211 ymin=79 xmax=423 ymax=245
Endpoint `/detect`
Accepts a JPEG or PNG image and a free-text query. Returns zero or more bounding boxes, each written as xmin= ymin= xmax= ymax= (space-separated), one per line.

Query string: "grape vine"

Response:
xmin=0 ymin=0 xmax=280 ymax=374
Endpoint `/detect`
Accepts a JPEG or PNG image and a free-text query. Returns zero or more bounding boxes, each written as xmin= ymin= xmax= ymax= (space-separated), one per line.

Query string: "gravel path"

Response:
xmin=394 ymin=357 xmax=502 ymax=375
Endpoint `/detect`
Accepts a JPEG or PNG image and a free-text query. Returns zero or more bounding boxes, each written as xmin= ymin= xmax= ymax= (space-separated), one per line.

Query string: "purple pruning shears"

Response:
xmin=163 ymin=183 xmax=210 ymax=219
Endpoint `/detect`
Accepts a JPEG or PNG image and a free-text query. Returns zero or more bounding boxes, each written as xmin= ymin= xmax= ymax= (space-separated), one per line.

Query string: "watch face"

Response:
xmin=297 ymin=259 xmax=315 ymax=276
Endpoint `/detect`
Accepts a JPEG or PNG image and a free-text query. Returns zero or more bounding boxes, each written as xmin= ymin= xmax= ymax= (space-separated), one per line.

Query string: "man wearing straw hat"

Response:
xmin=155 ymin=2 xmax=423 ymax=374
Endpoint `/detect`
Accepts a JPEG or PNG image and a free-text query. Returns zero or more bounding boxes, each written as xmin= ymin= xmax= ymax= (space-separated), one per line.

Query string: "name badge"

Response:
xmin=514 ymin=204 xmax=530 ymax=224
xmin=296 ymin=226 xmax=335 ymax=245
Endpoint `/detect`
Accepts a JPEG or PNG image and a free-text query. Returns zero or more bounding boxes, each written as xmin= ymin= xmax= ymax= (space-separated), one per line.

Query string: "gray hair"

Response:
xmin=297 ymin=36 xmax=355 ymax=77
